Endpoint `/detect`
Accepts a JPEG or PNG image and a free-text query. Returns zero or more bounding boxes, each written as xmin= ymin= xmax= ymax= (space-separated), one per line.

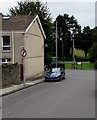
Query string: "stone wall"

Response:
xmin=2 ymin=63 xmax=20 ymax=88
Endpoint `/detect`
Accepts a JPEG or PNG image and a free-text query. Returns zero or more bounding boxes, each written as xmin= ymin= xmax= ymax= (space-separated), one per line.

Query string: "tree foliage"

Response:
xmin=89 ymin=42 xmax=97 ymax=62
xmin=53 ymin=14 xmax=81 ymax=59
xmin=92 ymin=27 xmax=97 ymax=42
xmin=75 ymin=26 xmax=94 ymax=58
xmin=89 ymin=27 xmax=97 ymax=62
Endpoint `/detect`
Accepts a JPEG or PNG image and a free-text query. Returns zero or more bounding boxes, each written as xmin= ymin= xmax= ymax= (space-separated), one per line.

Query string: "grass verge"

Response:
xmin=65 ymin=62 xmax=94 ymax=70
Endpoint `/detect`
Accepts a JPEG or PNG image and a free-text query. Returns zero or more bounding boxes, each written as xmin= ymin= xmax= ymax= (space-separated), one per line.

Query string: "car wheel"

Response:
xmin=59 ymin=76 xmax=62 ymax=81
xmin=63 ymin=73 xmax=65 ymax=79
xmin=45 ymin=78 xmax=48 ymax=82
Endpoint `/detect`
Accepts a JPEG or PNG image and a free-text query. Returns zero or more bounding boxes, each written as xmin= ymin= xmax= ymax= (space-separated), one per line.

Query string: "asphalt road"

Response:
xmin=2 ymin=69 xmax=95 ymax=118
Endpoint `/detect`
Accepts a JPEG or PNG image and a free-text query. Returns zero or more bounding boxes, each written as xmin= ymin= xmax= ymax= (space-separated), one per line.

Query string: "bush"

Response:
xmin=75 ymin=56 xmax=90 ymax=62
xmin=94 ymin=61 xmax=97 ymax=69
xmin=89 ymin=42 xmax=97 ymax=62
xmin=45 ymin=54 xmax=52 ymax=65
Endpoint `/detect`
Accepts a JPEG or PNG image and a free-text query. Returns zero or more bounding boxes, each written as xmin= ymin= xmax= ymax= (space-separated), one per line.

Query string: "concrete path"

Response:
xmin=0 ymin=79 xmax=44 ymax=96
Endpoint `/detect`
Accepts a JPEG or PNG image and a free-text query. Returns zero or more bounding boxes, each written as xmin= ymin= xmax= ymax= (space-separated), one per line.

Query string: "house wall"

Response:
xmin=1 ymin=32 xmax=24 ymax=64
xmin=1 ymin=18 xmax=45 ymax=80
xmin=14 ymin=33 xmax=24 ymax=64
xmin=24 ymin=19 xmax=44 ymax=79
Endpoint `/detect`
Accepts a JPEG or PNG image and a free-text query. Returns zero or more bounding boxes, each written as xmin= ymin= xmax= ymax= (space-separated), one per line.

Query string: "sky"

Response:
xmin=0 ymin=0 xmax=96 ymax=29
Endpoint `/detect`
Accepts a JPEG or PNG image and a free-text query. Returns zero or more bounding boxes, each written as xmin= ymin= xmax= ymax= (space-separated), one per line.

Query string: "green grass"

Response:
xmin=65 ymin=62 xmax=94 ymax=70
xmin=65 ymin=49 xmax=94 ymax=70
xmin=65 ymin=62 xmax=73 ymax=69
xmin=80 ymin=63 xmax=94 ymax=70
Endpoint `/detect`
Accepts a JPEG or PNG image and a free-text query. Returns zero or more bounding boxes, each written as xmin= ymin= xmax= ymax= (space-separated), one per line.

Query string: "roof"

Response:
xmin=1 ymin=14 xmax=46 ymax=39
xmin=2 ymin=15 xmax=37 ymax=31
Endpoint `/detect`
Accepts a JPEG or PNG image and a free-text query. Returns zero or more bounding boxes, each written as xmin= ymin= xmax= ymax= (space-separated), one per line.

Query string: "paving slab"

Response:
xmin=0 ymin=78 xmax=44 ymax=96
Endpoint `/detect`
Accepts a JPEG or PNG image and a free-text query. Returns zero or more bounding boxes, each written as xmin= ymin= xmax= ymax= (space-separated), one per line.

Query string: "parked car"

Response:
xmin=45 ymin=67 xmax=65 ymax=81
xmin=45 ymin=62 xmax=65 ymax=71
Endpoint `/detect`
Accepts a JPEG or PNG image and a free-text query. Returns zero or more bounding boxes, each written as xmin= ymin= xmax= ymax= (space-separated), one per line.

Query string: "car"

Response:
xmin=45 ymin=67 xmax=65 ymax=81
xmin=45 ymin=62 xmax=65 ymax=71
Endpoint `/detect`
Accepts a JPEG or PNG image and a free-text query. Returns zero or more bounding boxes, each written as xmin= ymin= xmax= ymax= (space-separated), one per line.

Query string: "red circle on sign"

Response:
xmin=21 ymin=48 xmax=27 ymax=57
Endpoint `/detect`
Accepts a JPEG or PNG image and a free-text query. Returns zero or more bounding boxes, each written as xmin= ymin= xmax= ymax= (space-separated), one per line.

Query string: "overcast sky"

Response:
xmin=0 ymin=0 xmax=96 ymax=29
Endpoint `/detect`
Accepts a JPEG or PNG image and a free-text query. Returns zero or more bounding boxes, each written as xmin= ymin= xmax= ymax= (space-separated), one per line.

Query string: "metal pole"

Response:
xmin=62 ymin=40 xmax=64 ymax=61
xmin=23 ymin=58 xmax=26 ymax=86
xmin=56 ymin=21 xmax=58 ymax=68
xmin=12 ymin=31 xmax=15 ymax=64
xmin=23 ymin=59 xmax=26 ymax=86
xmin=73 ymin=35 xmax=75 ymax=69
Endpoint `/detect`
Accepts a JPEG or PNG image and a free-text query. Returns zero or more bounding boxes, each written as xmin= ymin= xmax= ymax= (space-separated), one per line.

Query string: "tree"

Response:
xmin=75 ymin=26 xmax=94 ymax=58
xmin=88 ymin=27 xmax=97 ymax=67
xmin=89 ymin=42 xmax=97 ymax=62
xmin=53 ymin=14 xmax=81 ymax=59
xmin=9 ymin=0 xmax=54 ymax=64
xmin=83 ymin=26 xmax=93 ymax=57
xmin=92 ymin=27 xmax=97 ymax=42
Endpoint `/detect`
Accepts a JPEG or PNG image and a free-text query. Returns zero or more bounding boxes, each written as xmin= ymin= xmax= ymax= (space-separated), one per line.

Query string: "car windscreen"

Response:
xmin=52 ymin=68 xmax=60 ymax=73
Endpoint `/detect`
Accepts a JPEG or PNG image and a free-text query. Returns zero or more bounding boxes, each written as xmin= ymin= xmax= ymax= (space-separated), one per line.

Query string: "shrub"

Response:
xmin=45 ymin=54 xmax=52 ymax=65
xmin=94 ymin=61 xmax=97 ymax=69
xmin=89 ymin=42 xmax=97 ymax=62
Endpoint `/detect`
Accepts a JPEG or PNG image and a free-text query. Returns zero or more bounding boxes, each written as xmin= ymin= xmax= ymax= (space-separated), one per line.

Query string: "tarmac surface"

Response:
xmin=2 ymin=69 xmax=95 ymax=118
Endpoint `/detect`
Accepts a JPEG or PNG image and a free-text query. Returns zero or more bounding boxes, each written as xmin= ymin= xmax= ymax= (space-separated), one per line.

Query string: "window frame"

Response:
xmin=1 ymin=36 xmax=11 ymax=52
xmin=2 ymin=58 xmax=11 ymax=64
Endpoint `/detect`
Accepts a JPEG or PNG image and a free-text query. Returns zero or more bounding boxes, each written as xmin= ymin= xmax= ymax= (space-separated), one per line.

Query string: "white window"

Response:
xmin=2 ymin=36 xmax=10 ymax=52
xmin=2 ymin=58 xmax=11 ymax=64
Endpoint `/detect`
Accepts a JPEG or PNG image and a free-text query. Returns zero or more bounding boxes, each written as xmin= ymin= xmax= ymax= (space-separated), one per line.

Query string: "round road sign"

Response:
xmin=21 ymin=47 xmax=27 ymax=57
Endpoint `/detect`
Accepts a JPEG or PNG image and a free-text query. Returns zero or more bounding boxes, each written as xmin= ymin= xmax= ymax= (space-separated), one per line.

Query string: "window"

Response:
xmin=2 ymin=36 xmax=10 ymax=51
xmin=2 ymin=58 xmax=11 ymax=64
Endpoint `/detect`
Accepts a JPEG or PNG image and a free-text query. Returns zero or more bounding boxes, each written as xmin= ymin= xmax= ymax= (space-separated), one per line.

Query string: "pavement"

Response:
xmin=0 ymin=78 xmax=44 ymax=96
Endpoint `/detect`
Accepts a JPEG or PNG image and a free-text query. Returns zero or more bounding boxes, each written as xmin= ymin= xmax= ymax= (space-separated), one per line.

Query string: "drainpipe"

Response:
xmin=12 ymin=31 xmax=14 ymax=64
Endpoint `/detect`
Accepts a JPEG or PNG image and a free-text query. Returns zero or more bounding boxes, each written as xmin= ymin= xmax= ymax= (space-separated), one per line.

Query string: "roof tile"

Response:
xmin=2 ymin=15 xmax=37 ymax=31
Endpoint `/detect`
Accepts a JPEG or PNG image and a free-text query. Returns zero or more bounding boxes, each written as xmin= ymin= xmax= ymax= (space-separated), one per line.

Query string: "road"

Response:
xmin=2 ymin=69 xmax=95 ymax=118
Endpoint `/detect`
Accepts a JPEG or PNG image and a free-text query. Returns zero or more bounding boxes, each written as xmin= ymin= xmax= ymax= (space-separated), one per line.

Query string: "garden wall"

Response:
xmin=2 ymin=63 xmax=20 ymax=87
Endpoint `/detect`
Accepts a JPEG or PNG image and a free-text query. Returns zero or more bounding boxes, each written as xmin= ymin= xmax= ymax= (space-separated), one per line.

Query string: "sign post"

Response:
xmin=21 ymin=47 xmax=27 ymax=86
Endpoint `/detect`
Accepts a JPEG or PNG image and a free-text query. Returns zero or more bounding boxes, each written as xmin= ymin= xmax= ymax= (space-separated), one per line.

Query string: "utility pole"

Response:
xmin=72 ymin=34 xmax=76 ymax=69
xmin=60 ymin=31 xmax=64 ymax=61
xmin=62 ymin=39 xmax=64 ymax=61
xmin=56 ymin=21 xmax=58 ymax=68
